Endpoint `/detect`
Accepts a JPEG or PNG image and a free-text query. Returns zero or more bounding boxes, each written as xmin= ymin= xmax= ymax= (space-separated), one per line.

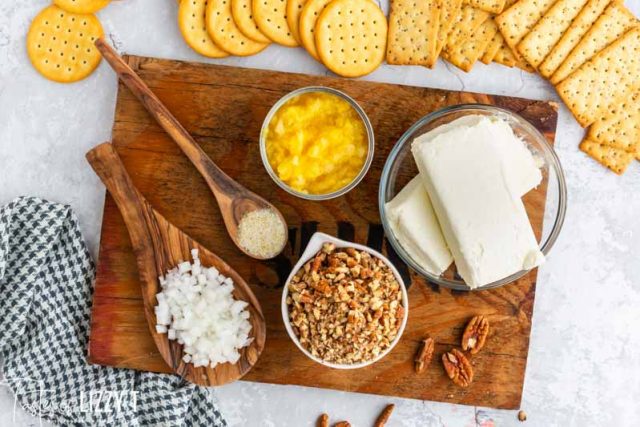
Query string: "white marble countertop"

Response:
xmin=1 ymin=0 xmax=639 ymax=425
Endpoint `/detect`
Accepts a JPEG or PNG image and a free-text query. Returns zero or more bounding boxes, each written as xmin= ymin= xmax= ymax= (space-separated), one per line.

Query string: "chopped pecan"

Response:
xmin=414 ymin=337 xmax=435 ymax=373
xmin=373 ymin=404 xmax=395 ymax=427
xmin=334 ymin=422 xmax=351 ymax=427
xmin=395 ymin=305 xmax=405 ymax=328
xmin=442 ymin=349 xmax=474 ymax=387
xmin=286 ymin=243 xmax=404 ymax=365
xmin=461 ymin=315 xmax=489 ymax=354
xmin=317 ymin=413 xmax=329 ymax=427
xmin=311 ymin=252 xmax=326 ymax=273
xmin=518 ymin=410 xmax=527 ymax=422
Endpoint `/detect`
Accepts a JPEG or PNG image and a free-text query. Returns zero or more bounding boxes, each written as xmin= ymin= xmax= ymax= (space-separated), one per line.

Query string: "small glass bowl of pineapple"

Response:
xmin=260 ymin=86 xmax=374 ymax=200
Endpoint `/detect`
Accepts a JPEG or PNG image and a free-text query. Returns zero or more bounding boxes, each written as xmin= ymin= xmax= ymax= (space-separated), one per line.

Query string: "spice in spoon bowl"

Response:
xmin=237 ymin=208 xmax=287 ymax=259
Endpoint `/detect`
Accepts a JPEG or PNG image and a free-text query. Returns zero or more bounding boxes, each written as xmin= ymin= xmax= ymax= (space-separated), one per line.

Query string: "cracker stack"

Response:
xmin=492 ymin=0 xmax=640 ymax=174
xmin=385 ymin=0 xmax=534 ymax=74
xmin=176 ymin=0 xmax=387 ymax=78
xmin=176 ymin=0 xmax=533 ymax=77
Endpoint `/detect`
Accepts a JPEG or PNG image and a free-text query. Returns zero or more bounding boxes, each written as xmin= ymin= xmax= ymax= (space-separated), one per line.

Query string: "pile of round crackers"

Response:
xmin=177 ymin=0 xmax=387 ymax=77
xmin=27 ymin=0 xmax=111 ymax=83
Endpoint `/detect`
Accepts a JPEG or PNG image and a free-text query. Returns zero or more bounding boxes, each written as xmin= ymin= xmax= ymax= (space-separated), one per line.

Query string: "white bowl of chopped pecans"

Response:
xmin=282 ymin=232 xmax=409 ymax=369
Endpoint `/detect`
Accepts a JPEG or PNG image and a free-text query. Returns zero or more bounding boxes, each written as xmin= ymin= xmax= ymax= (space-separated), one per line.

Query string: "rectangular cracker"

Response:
xmin=516 ymin=0 xmax=590 ymax=68
xmin=515 ymin=57 xmax=536 ymax=72
xmin=493 ymin=43 xmax=518 ymax=67
xmin=550 ymin=2 xmax=638 ymax=84
xmin=435 ymin=0 xmax=464 ymax=59
xmin=445 ymin=19 xmax=500 ymax=72
xmin=495 ymin=0 xmax=557 ymax=53
xmin=556 ymin=27 xmax=640 ymax=127
xmin=481 ymin=30 xmax=504 ymax=64
xmin=538 ymin=0 xmax=611 ymax=78
xmin=445 ymin=5 xmax=491 ymax=50
xmin=387 ymin=0 xmax=441 ymax=66
xmin=588 ymin=89 xmax=640 ymax=156
xmin=579 ymin=138 xmax=634 ymax=174
xmin=464 ymin=0 xmax=507 ymax=14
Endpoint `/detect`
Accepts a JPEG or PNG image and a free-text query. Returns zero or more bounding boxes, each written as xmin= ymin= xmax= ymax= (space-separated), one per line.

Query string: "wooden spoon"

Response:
xmin=95 ymin=38 xmax=287 ymax=260
xmin=87 ymin=142 xmax=266 ymax=386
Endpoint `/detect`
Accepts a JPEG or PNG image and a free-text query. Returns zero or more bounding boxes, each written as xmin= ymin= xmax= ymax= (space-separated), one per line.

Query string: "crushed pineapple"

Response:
xmin=265 ymin=91 xmax=368 ymax=195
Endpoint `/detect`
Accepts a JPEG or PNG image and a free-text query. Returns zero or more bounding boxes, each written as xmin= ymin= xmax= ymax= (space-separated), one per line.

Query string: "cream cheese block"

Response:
xmin=411 ymin=116 xmax=545 ymax=288
xmin=419 ymin=115 xmax=542 ymax=195
xmin=385 ymin=176 xmax=453 ymax=275
xmin=386 ymin=115 xmax=542 ymax=282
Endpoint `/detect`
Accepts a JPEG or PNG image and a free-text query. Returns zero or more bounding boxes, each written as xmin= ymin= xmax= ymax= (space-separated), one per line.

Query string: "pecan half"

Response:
xmin=442 ymin=349 xmax=474 ymax=387
xmin=461 ymin=315 xmax=489 ymax=354
xmin=374 ymin=404 xmax=395 ymax=427
xmin=334 ymin=422 xmax=351 ymax=427
xmin=414 ymin=337 xmax=435 ymax=373
xmin=317 ymin=413 xmax=329 ymax=427
xmin=518 ymin=410 xmax=527 ymax=422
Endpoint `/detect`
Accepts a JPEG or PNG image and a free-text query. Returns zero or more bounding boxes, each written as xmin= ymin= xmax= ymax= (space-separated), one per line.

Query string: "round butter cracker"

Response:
xmin=54 ymin=0 xmax=110 ymax=14
xmin=252 ymin=0 xmax=298 ymax=47
xmin=27 ymin=5 xmax=104 ymax=83
xmin=231 ymin=0 xmax=271 ymax=44
xmin=298 ymin=0 xmax=332 ymax=61
xmin=178 ymin=0 xmax=229 ymax=58
xmin=206 ymin=0 xmax=269 ymax=56
xmin=315 ymin=0 xmax=387 ymax=77
xmin=286 ymin=0 xmax=307 ymax=44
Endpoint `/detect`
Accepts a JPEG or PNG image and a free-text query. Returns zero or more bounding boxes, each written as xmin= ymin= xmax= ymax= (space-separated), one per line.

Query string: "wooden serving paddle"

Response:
xmin=95 ymin=38 xmax=287 ymax=260
xmin=87 ymin=142 xmax=266 ymax=386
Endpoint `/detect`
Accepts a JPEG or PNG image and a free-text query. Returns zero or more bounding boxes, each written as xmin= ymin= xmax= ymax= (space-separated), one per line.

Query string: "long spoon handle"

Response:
xmin=87 ymin=142 xmax=190 ymax=374
xmin=86 ymin=142 xmax=164 ymax=281
xmin=95 ymin=38 xmax=241 ymax=197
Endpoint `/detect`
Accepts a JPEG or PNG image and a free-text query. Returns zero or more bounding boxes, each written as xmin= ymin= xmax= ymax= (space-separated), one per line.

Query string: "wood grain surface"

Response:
xmin=89 ymin=55 xmax=558 ymax=409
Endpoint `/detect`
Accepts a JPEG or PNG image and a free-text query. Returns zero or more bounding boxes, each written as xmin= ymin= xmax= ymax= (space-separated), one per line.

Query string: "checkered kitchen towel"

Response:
xmin=0 ymin=197 xmax=227 ymax=426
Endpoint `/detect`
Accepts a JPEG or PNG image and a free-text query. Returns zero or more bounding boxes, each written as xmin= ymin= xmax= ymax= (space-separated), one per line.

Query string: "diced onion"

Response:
xmin=154 ymin=249 xmax=253 ymax=368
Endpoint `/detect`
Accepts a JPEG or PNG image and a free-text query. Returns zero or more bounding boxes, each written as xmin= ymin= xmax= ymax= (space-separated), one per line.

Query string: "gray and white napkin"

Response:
xmin=0 ymin=197 xmax=226 ymax=426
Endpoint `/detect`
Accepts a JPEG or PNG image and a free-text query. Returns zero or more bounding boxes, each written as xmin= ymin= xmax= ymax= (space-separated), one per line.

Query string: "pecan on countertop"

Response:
xmin=317 ymin=413 xmax=329 ymax=427
xmin=373 ymin=403 xmax=395 ymax=427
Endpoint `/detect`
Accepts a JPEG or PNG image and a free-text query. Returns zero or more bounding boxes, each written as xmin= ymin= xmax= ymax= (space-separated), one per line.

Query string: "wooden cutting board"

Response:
xmin=89 ymin=55 xmax=558 ymax=409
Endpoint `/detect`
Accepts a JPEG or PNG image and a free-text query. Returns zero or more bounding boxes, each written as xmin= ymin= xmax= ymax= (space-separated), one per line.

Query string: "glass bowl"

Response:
xmin=259 ymin=86 xmax=375 ymax=201
xmin=378 ymin=104 xmax=567 ymax=291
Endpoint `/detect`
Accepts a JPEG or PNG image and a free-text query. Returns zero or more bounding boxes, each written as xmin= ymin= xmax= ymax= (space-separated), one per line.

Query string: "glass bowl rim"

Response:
xmin=259 ymin=86 xmax=375 ymax=201
xmin=378 ymin=103 xmax=568 ymax=291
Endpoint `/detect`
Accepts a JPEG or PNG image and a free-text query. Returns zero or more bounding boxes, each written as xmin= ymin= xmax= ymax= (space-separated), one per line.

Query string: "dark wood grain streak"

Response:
xmin=86 ymin=142 xmax=266 ymax=386
xmin=88 ymin=56 xmax=558 ymax=409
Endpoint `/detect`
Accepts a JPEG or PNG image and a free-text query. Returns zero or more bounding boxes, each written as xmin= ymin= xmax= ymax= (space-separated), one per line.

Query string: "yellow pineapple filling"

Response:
xmin=265 ymin=91 xmax=368 ymax=195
